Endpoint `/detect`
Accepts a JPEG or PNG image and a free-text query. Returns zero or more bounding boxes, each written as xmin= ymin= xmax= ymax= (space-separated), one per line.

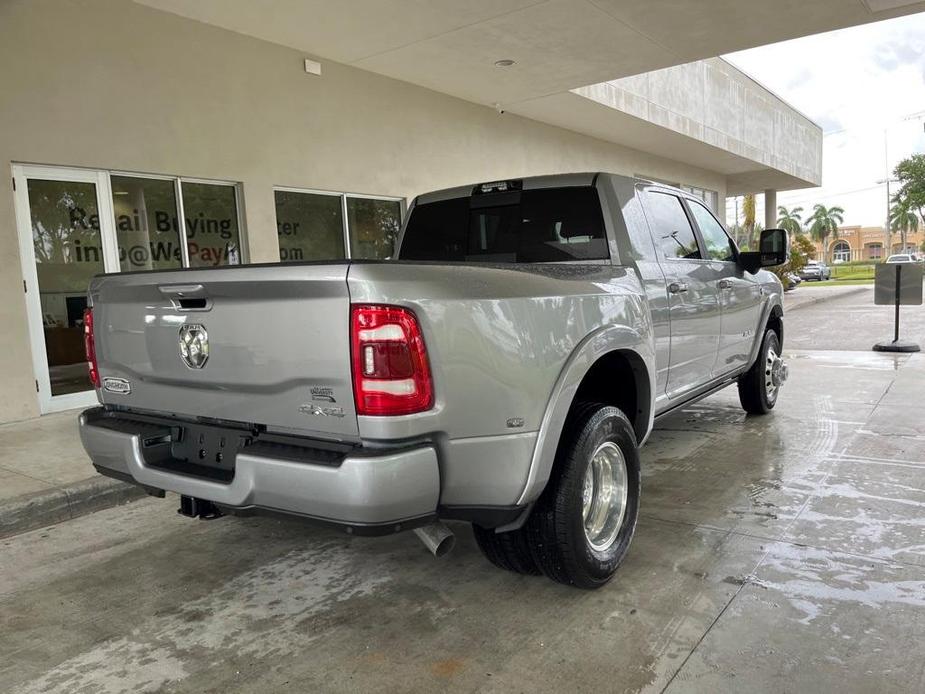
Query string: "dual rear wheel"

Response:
xmin=473 ymin=404 xmax=640 ymax=589
xmin=475 ymin=328 xmax=783 ymax=587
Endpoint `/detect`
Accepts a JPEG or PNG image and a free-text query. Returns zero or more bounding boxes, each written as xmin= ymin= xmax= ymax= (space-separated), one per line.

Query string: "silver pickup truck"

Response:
xmin=78 ymin=173 xmax=788 ymax=589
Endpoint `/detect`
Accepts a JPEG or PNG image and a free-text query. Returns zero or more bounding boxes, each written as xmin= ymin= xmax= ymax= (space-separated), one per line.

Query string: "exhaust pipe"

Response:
xmin=414 ymin=521 xmax=455 ymax=557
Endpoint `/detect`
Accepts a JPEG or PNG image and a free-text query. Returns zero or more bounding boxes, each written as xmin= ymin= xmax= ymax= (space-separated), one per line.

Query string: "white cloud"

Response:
xmin=723 ymin=13 xmax=925 ymax=228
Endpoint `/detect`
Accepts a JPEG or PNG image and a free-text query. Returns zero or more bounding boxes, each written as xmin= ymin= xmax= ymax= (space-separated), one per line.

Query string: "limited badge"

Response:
xmin=102 ymin=377 xmax=132 ymax=395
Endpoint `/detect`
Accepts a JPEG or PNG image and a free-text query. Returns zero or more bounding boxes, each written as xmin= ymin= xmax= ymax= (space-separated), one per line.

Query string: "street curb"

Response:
xmin=0 ymin=476 xmax=146 ymax=539
xmin=784 ymin=286 xmax=869 ymax=312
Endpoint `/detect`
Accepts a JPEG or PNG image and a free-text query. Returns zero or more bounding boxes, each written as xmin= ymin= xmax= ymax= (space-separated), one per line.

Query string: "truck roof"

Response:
xmin=414 ymin=172 xmax=636 ymax=205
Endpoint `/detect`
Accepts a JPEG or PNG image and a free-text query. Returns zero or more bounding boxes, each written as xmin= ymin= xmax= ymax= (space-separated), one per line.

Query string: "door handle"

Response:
xmin=668 ymin=282 xmax=689 ymax=294
xmin=158 ymin=284 xmax=205 ymax=297
xmin=717 ymin=279 xmax=733 ymax=289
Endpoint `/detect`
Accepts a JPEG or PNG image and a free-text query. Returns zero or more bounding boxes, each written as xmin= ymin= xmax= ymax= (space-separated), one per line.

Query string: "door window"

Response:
xmin=26 ymin=178 xmax=105 ymax=397
xmin=688 ymin=201 xmax=736 ymax=261
xmin=645 ymin=191 xmax=701 ymax=260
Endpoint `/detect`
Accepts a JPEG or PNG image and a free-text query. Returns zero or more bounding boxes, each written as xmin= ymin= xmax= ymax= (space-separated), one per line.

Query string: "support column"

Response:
xmin=764 ymin=189 xmax=777 ymax=230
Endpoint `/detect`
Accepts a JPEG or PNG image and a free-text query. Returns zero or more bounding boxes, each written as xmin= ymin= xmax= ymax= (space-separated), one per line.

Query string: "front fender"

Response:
xmin=515 ymin=324 xmax=656 ymax=506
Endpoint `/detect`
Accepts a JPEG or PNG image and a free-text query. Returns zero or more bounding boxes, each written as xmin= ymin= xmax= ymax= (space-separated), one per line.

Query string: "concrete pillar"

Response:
xmin=764 ymin=189 xmax=777 ymax=230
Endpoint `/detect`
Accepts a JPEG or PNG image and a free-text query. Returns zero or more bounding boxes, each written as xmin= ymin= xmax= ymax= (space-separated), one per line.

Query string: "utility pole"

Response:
xmin=876 ymin=176 xmax=899 ymax=258
xmin=884 ymin=128 xmax=891 ymax=259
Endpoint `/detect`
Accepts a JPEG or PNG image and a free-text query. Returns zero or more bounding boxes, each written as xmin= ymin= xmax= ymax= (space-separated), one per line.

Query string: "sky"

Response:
xmin=722 ymin=13 xmax=925 ymax=230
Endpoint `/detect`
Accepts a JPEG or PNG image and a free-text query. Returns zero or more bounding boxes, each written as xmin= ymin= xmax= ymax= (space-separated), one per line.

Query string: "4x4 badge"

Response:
xmin=178 ymin=324 xmax=209 ymax=369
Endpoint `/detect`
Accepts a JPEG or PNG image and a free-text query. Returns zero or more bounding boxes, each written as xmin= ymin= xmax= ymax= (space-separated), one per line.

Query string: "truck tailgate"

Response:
xmin=88 ymin=264 xmax=358 ymax=439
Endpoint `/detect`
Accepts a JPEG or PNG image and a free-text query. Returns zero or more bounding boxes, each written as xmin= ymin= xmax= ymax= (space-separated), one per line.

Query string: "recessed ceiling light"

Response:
xmin=494 ymin=59 xmax=515 ymax=67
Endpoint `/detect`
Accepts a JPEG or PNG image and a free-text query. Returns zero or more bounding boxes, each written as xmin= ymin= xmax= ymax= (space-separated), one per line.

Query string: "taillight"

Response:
xmin=350 ymin=305 xmax=433 ymax=416
xmin=83 ymin=307 xmax=100 ymax=389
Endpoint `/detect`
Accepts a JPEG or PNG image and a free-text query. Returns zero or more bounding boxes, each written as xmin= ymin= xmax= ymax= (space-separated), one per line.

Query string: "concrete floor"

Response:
xmin=0 ymin=411 xmax=90 ymax=500
xmin=786 ymin=285 xmax=925 ymax=351
xmin=3 ymin=296 xmax=925 ymax=693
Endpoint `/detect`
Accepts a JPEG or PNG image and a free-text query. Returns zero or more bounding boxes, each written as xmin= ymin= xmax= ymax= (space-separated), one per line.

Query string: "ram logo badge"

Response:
xmin=178 ymin=324 xmax=209 ymax=369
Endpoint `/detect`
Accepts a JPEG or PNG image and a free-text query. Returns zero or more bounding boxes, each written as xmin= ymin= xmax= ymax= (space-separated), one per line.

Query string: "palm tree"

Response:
xmin=889 ymin=201 xmax=919 ymax=254
xmin=776 ymin=205 xmax=803 ymax=235
xmin=806 ymin=204 xmax=845 ymax=262
xmin=742 ymin=194 xmax=757 ymax=248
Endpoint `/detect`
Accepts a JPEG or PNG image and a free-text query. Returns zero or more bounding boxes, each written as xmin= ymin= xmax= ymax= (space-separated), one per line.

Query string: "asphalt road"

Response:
xmin=786 ymin=285 xmax=925 ymax=351
xmin=3 ymin=294 xmax=925 ymax=693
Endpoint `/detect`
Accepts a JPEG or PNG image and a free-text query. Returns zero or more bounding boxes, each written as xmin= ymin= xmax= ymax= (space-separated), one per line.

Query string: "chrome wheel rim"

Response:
xmin=765 ymin=343 xmax=783 ymax=404
xmin=581 ymin=441 xmax=629 ymax=552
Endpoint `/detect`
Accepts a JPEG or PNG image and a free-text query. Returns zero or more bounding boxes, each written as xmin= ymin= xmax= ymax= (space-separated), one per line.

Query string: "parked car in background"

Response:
xmin=886 ymin=253 xmax=914 ymax=264
xmin=78 ymin=173 xmax=790 ymax=589
xmin=799 ymin=260 xmax=831 ymax=281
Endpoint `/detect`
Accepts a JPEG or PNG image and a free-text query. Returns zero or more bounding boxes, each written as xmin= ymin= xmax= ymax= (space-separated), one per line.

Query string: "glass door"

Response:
xmin=13 ymin=165 xmax=118 ymax=413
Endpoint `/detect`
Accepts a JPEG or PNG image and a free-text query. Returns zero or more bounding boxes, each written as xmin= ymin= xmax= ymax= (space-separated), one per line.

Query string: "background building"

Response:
xmin=811 ymin=225 xmax=925 ymax=262
xmin=5 ymin=0 xmax=922 ymax=423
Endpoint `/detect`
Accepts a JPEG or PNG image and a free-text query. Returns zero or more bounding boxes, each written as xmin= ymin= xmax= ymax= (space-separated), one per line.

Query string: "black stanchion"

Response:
xmin=873 ymin=263 xmax=921 ymax=353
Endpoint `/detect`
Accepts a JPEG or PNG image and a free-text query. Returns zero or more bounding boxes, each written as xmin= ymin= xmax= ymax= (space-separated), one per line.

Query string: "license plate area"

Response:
xmin=164 ymin=423 xmax=254 ymax=482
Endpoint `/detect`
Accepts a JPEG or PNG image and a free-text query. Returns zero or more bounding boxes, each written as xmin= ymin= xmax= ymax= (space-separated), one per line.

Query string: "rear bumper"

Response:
xmin=78 ymin=408 xmax=440 ymax=531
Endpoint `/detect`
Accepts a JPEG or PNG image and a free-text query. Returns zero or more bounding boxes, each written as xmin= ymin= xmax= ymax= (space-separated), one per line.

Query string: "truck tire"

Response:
xmin=738 ymin=327 xmax=782 ymax=415
xmin=472 ymin=524 xmax=540 ymax=575
xmin=525 ymin=404 xmax=640 ymax=589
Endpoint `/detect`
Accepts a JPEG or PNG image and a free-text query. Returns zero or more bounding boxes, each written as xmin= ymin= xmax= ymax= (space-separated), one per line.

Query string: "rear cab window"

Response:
xmin=399 ymin=186 xmax=609 ymax=262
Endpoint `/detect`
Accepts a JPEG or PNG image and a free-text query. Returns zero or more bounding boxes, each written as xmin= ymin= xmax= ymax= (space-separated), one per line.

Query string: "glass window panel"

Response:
xmin=275 ymin=190 xmax=345 ymax=262
xmin=689 ymin=201 xmax=735 ymax=261
xmin=181 ymin=182 xmax=242 ymax=267
xmin=400 ymin=187 xmax=608 ymax=262
xmin=346 ymin=197 xmax=402 ymax=260
xmin=645 ymin=192 xmax=701 ymax=260
xmin=110 ymin=176 xmax=183 ymax=272
xmin=27 ymin=179 xmax=103 ymax=396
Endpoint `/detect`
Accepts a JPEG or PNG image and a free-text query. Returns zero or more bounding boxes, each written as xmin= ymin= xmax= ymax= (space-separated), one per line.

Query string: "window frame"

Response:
xmin=273 ymin=185 xmax=405 ymax=261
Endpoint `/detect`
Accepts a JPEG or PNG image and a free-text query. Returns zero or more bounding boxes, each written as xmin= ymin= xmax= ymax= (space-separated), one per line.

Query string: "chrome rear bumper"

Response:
xmin=78 ymin=408 xmax=440 ymax=530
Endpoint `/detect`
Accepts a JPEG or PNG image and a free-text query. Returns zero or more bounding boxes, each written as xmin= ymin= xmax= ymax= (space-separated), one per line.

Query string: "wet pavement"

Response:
xmin=786 ymin=285 xmax=925 ymax=351
xmin=3 ymin=328 xmax=925 ymax=691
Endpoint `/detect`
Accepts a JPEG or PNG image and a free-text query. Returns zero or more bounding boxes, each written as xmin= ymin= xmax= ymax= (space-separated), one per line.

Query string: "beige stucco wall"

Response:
xmin=0 ymin=0 xmax=727 ymax=423
xmin=584 ymin=58 xmax=823 ymax=193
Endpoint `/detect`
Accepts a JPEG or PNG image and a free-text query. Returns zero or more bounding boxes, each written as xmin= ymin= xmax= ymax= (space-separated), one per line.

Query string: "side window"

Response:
xmin=689 ymin=201 xmax=735 ymax=262
xmin=645 ymin=191 xmax=701 ymax=260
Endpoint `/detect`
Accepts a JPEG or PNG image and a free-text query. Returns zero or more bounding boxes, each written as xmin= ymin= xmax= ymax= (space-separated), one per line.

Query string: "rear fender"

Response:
xmin=515 ymin=325 xmax=655 ymax=505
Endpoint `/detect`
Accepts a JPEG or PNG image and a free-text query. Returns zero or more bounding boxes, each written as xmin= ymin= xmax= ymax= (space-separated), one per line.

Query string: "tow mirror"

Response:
xmin=739 ymin=228 xmax=789 ymax=273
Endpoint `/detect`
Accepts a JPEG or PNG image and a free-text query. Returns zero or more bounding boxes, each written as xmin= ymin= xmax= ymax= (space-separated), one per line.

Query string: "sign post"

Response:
xmin=872 ymin=262 xmax=923 ymax=353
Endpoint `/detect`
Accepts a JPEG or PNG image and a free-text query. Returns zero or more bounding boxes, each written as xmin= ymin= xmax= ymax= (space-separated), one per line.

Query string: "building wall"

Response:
xmin=811 ymin=226 xmax=925 ymax=262
xmin=590 ymin=57 xmax=823 ymax=193
xmin=0 ymin=0 xmax=729 ymax=423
